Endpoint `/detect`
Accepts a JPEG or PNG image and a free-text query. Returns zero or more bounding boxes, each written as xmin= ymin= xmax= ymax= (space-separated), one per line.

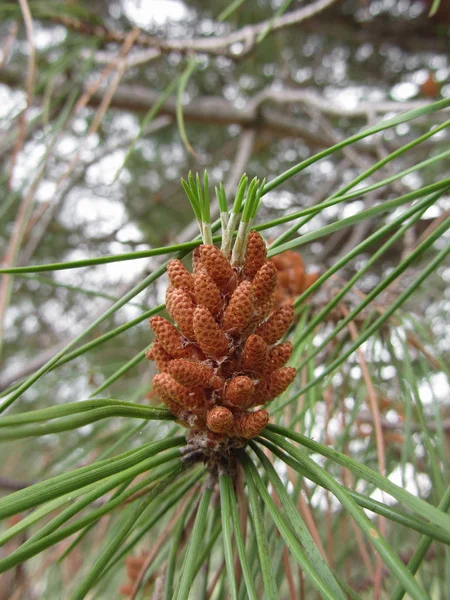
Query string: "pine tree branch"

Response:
xmin=42 ymin=0 xmax=339 ymax=59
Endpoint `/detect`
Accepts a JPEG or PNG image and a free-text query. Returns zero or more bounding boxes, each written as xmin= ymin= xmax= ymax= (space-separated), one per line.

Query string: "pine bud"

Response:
xmin=199 ymin=245 xmax=234 ymax=289
xmin=244 ymin=231 xmax=267 ymax=278
xmin=167 ymin=359 xmax=214 ymax=387
xmin=165 ymin=287 xmax=196 ymax=339
xmin=167 ymin=259 xmax=194 ymax=292
xmin=193 ymin=306 xmax=229 ymax=358
xmin=193 ymin=269 xmax=223 ymax=316
xmin=241 ymin=334 xmax=268 ymax=374
xmin=224 ymin=376 xmax=255 ymax=409
xmin=267 ymin=341 xmax=293 ymax=372
xmin=207 ymin=406 xmax=234 ymax=434
xmin=233 ymin=410 xmax=269 ymax=439
xmin=267 ymin=366 xmax=296 ymax=399
xmin=146 ymin=340 xmax=172 ymax=371
xmin=152 ymin=373 xmax=205 ymax=410
xmin=256 ymin=304 xmax=294 ymax=345
xmin=222 ymin=281 xmax=254 ymax=333
xmin=252 ymin=261 xmax=278 ymax=302
xmin=149 ymin=316 xmax=185 ymax=355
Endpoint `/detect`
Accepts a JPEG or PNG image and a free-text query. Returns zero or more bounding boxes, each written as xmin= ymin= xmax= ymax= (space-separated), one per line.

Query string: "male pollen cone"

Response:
xmin=153 ymin=373 xmax=205 ymax=411
xmin=233 ymin=410 xmax=269 ymax=439
xmin=165 ymin=287 xmax=196 ymax=340
xmin=146 ymin=341 xmax=171 ymax=372
xmin=199 ymin=245 xmax=234 ymax=288
xmin=222 ymin=281 xmax=254 ymax=333
xmin=241 ymin=334 xmax=268 ymax=374
xmin=146 ymin=232 xmax=297 ymax=443
xmin=244 ymin=230 xmax=267 ymax=278
xmin=252 ymin=366 xmax=296 ymax=406
xmin=266 ymin=366 xmax=296 ymax=399
xmin=149 ymin=316 xmax=185 ymax=355
xmin=210 ymin=375 xmax=225 ymax=390
xmin=167 ymin=359 xmax=213 ymax=387
xmin=267 ymin=341 xmax=293 ymax=372
xmin=256 ymin=304 xmax=294 ymax=345
xmin=271 ymin=249 xmax=319 ymax=307
xmin=252 ymin=262 xmax=278 ymax=303
xmin=303 ymin=271 xmax=319 ymax=289
xmin=167 ymin=259 xmax=194 ymax=292
xmin=224 ymin=376 xmax=255 ymax=409
xmin=207 ymin=406 xmax=234 ymax=434
xmin=193 ymin=306 xmax=229 ymax=358
xmin=194 ymin=270 xmax=222 ymax=316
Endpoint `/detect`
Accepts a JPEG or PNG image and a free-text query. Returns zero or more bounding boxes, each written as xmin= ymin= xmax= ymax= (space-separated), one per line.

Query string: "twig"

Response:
xmin=282 ymin=548 xmax=297 ymax=599
xmin=0 ymin=21 xmax=18 ymax=69
xmin=3 ymin=66 xmax=448 ymax=151
xmin=8 ymin=0 xmax=35 ymax=187
xmin=49 ymin=0 xmax=339 ymax=59
xmin=88 ymin=29 xmax=141 ymax=135
xmin=17 ymin=28 xmax=142 ymax=264
xmin=80 ymin=47 xmax=160 ymax=68
xmin=0 ymin=1 xmax=38 ymax=353
xmin=54 ymin=27 xmax=140 ymax=193
xmin=250 ymin=87 xmax=450 ymax=119
xmin=0 ymin=163 xmax=48 ymax=355
xmin=297 ymin=489 xmax=327 ymax=558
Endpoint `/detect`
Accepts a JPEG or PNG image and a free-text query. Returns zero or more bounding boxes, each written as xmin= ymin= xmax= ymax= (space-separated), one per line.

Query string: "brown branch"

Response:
xmin=302 ymin=13 xmax=450 ymax=54
xmin=48 ymin=0 xmax=339 ymax=59
xmin=0 ymin=21 xmax=18 ymax=69
xmin=2 ymin=66 xmax=447 ymax=159
xmin=3 ymin=64 xmax=449 ymax=161
xmin=9 ymin=0 xmax=35 ymax=187
xmin=250 ymin=87 xmax=450 ymax=119
xmin=0 ymin=1 xmax=37 ymax=351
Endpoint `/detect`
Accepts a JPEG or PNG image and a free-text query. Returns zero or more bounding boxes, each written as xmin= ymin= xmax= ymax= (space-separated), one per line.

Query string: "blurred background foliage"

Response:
xmin=0 ymin=0 xmax=449 ymax=598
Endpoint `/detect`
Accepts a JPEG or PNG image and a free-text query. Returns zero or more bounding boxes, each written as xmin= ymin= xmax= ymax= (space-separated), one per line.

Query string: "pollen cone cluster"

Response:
xmin=147 ymin=232 xmax=296 ymax=442
xmin=270 ymin=249 xmax=319 ymax=308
